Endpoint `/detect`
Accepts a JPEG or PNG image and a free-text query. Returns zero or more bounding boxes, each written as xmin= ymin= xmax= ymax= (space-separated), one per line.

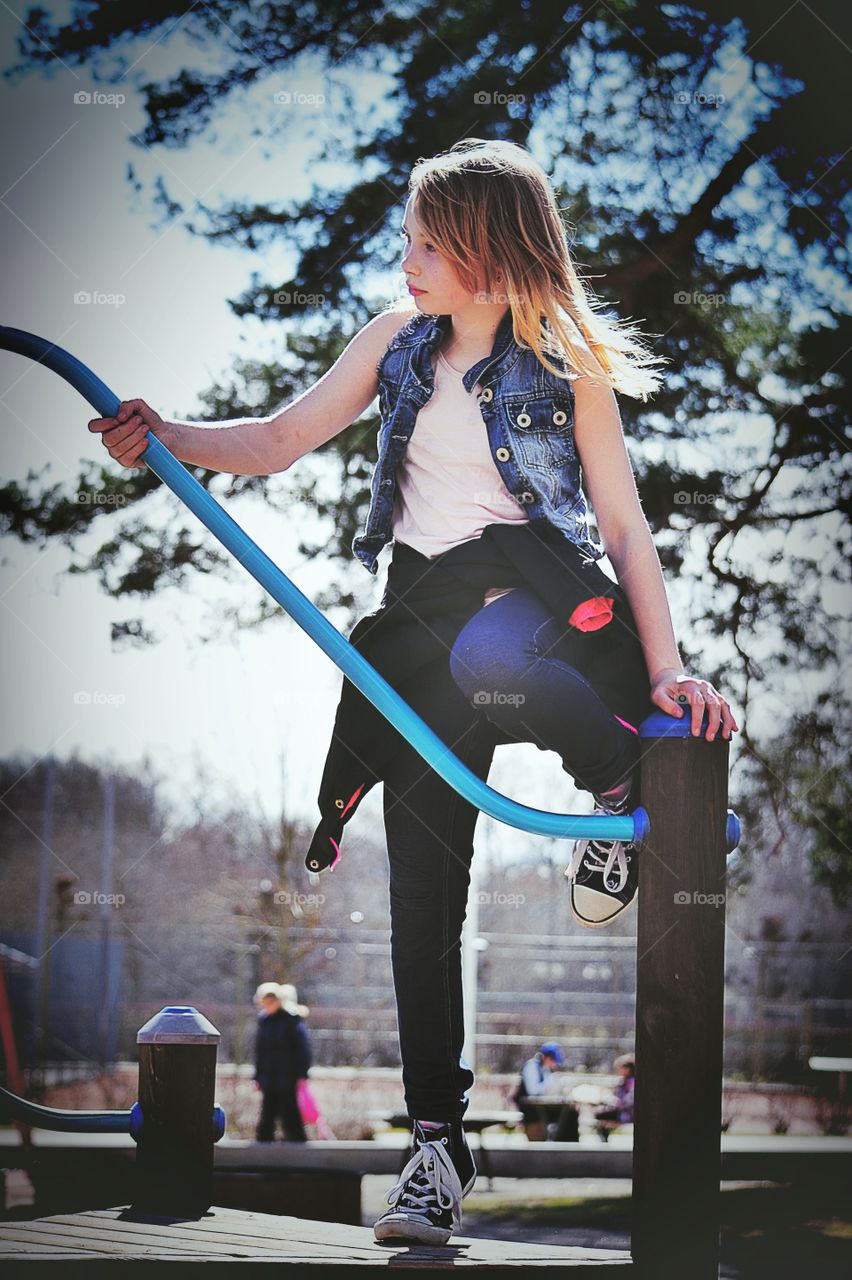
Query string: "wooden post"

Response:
xmin=632 ymin=706 xmax=732 ymax=1278
xmin=132 ymin=1006 xmax=221 ymax=1217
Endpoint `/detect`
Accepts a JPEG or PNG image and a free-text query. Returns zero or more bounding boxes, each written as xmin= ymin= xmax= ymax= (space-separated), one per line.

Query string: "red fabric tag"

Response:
xmin=568 ymin=596 xmax=615 ymax=632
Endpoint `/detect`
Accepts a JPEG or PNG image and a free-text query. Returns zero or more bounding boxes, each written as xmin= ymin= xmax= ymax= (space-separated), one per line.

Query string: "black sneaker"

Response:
xmin=373 ymin=1119 xmax=476 ymax=1245
xmin=565 ymin=774 xmax=639 ymax=928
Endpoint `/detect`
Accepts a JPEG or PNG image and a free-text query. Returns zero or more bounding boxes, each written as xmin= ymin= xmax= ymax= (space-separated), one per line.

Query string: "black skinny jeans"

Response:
xmin=382 ymin=585 xmax=652 ymax=1122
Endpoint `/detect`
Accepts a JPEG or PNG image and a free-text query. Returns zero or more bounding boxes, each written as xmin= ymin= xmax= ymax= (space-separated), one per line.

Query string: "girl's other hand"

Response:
xmin=650 ymin=668 xmax=740 ymax=741
xmin=88 ymin=398 xmax=172 ymax=469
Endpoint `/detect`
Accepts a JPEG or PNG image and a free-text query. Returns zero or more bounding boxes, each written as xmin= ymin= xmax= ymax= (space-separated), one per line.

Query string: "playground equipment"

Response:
xmin=0 ymin=1006 xmax=224 ymax=1217
xmin=0 ymin=327 xmax=741 ymax=1277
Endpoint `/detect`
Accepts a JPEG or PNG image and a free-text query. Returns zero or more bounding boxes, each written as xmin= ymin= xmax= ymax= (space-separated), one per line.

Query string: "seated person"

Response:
xmin=510 ymin=1041 xmax=579 ymax=1142
xmin=594 ymin=1053 xmax=635 ymax=1140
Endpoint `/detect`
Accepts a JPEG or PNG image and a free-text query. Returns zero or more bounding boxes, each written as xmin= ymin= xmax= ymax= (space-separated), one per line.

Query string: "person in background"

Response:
xmin=512 ymin=1042 xmax=579 ymax=1142
xmin=253 ymin=981 xmax=311 ymax=1143
xmin=594 ymin=1053 xmax=635 ymax=1140
xmin=277 ymin=982 xmax=310 ymax=1019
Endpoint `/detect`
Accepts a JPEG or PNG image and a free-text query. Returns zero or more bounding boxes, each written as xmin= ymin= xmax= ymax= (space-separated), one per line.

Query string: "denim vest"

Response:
xmin=352 ymin=307 xmax=605 ymax=575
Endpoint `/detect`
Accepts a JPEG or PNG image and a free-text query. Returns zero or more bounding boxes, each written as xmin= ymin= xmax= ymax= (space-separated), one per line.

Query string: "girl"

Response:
xmin=89 ymin=138 xmax=738 ymax=1247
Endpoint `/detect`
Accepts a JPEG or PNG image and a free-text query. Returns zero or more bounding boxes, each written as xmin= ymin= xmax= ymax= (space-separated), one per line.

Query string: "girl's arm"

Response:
xmin=573 ymin=377 xmax=738 ymax=741
xmin=89 ymin=309 xmax=416 ymax=476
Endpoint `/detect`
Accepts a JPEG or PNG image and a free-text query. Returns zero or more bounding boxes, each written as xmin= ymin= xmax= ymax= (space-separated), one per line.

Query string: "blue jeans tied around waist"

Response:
xmin=382 ymin=585 xmax=652 ymax=1122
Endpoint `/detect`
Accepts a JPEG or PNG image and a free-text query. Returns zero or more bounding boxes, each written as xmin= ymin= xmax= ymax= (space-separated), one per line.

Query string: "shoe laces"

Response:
xmin=567 ymin=798 xmax=633 ymax=893
xmin=385 ymin=1138 xmax=464 ymax=1228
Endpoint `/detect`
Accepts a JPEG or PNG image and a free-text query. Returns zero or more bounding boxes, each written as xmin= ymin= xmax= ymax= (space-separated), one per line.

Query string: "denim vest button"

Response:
xmin=479 ymin=387 xmax=494 ymax=402
xmin=516 ymin=411 xmax=532 ymax=427
xmin=495 ymin=447 xmax=510 ymax=461
xmin=552 ymin=409 xmax=568 ymax=425
xmin=519 ymin=491 xmax=535 ymax=503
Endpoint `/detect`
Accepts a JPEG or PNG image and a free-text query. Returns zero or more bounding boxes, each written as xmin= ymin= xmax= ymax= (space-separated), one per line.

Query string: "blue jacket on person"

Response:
xmin=254 ymin=1008 xmax=311 ymax=1091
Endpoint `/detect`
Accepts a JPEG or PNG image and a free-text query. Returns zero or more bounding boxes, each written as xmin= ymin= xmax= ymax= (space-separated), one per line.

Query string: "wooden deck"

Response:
xmin=0 ymin=1205 xmax=633 ymax=1272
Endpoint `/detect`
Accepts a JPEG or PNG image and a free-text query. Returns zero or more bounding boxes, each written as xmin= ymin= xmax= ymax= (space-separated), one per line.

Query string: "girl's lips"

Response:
xmin=407 ymin=285 xmax=426 ymax=295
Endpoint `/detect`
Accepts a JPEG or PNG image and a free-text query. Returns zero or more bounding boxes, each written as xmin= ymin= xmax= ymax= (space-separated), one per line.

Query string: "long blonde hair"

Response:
xmin=383 ymin=138 xmax=667 ymax=401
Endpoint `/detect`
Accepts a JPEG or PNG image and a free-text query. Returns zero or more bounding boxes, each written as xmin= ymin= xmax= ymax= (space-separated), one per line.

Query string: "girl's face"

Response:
xmin=400 ymin=195 xmax=491 ymax=315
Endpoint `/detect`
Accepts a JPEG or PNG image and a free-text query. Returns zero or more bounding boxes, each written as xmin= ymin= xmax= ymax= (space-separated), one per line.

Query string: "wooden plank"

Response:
xmin=18 ymin=1213 xmax=379 ymax=1259
xmin=0 ymin=1206 xmax=633 ymax=1269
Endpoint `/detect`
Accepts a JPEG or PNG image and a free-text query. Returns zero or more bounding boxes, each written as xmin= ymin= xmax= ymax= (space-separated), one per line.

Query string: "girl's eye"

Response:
xmin=399 ymin=231 xmax=437 ymax=253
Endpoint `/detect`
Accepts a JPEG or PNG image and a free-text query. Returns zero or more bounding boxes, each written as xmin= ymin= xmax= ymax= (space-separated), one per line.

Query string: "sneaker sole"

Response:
xmin=374 ymin=1216 xmax=452 ymax=1245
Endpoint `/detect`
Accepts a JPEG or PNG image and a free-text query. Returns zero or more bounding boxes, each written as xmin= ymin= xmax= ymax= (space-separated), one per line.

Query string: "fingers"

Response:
xmin=653 ymin=686 xmax=685 ymax=717
xmin=677 ymin=680 xmax=740 ymax=740
xmin=88 ymin=404 xmax=152 ymax=469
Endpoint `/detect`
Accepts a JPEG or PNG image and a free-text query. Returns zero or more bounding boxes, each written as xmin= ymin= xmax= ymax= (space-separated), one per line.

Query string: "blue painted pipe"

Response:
xmin=0 ymin=325 xmax=659 ymax=842
xmin=0 ymin=1083 xmax=132 ymax=1133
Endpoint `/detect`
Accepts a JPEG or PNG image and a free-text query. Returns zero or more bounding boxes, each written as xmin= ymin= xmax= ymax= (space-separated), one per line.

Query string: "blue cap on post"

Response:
xmin=137 ymin=1006 xmax=221 ymax=1045
xmin=639 ymin=703 xmax=711 ymax=738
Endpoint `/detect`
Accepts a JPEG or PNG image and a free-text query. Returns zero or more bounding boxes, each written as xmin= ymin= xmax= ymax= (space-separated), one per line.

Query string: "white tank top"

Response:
xmin=391 ymin=348 xmax=528 ymax=606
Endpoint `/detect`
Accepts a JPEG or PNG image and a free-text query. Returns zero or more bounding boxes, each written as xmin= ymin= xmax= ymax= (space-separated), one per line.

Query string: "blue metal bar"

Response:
xmin=0 ymin=1083 xmax=132 ymax=1133
xmin=0 ymin=326 xmax=649 ymax=844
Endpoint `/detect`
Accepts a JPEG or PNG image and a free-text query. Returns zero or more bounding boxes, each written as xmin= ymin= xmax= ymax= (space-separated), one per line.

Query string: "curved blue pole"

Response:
xmin=0 ymin=1083 xmax=132 ymax=1133
xmin=0 ymin=326 xmax=650 ymax=844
